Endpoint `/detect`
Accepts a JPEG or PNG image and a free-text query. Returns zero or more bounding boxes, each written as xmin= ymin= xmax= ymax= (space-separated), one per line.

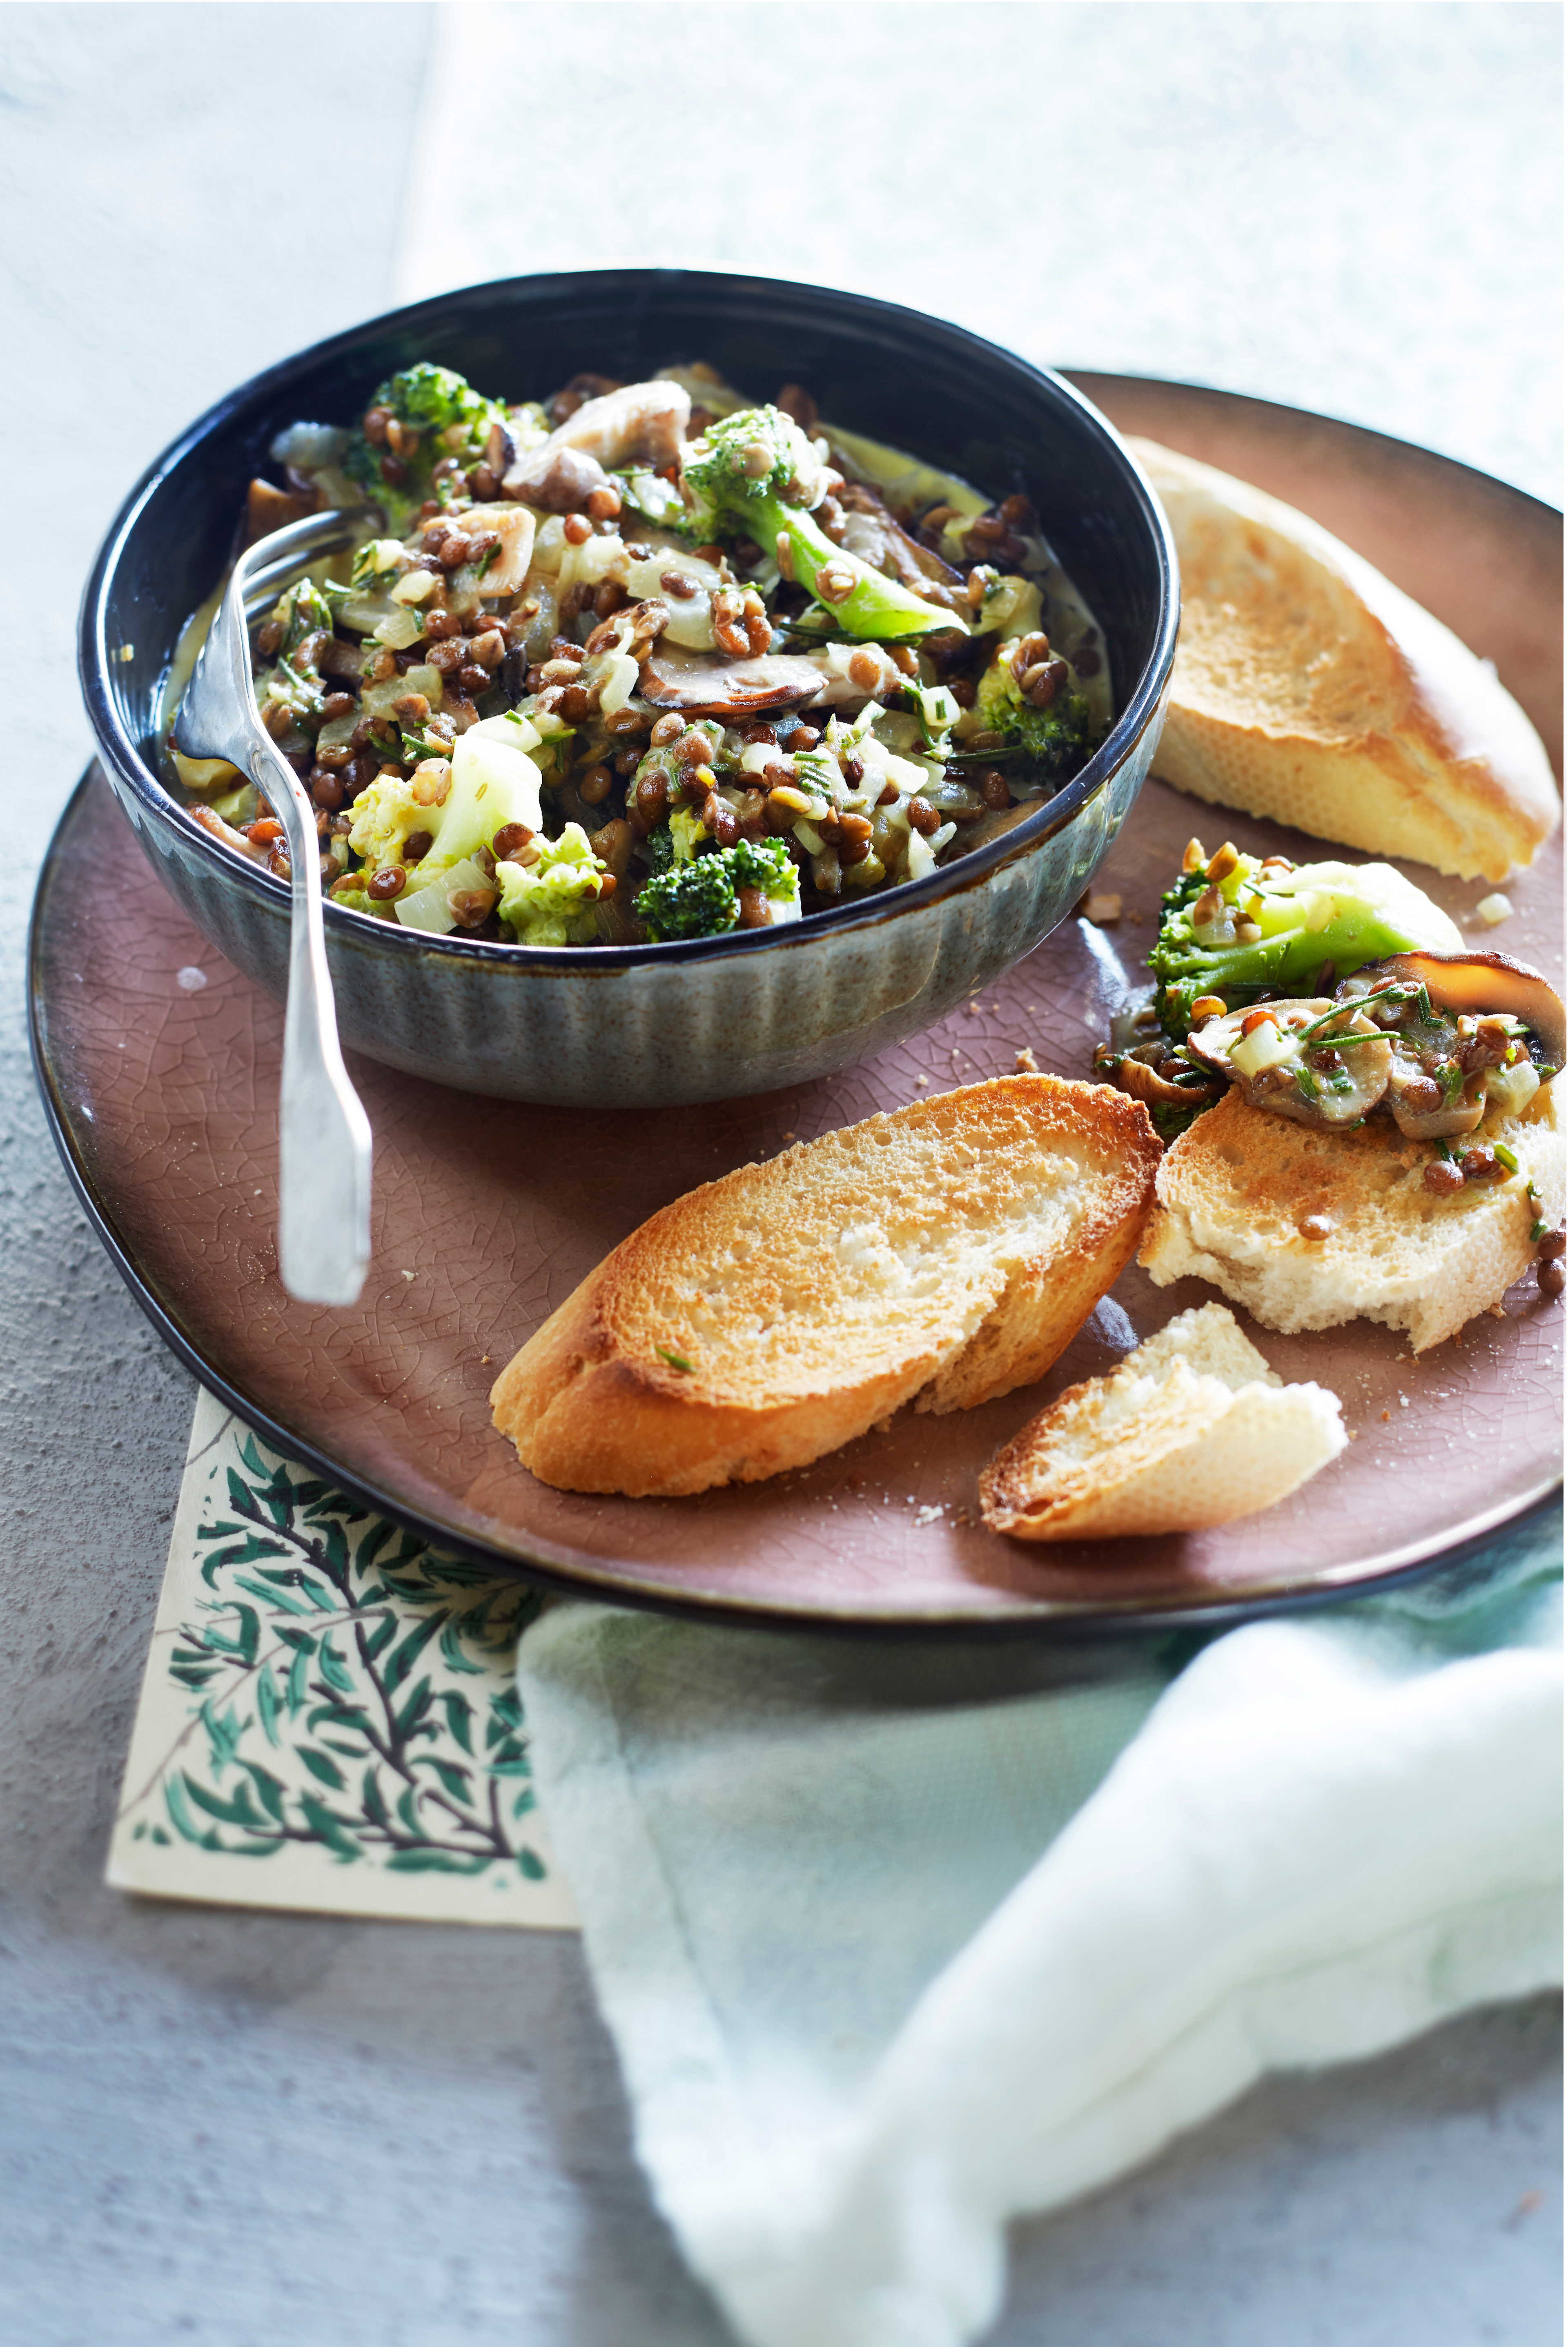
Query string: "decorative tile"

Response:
xmin=109 ymin=1389 xmax=577 ymax=1928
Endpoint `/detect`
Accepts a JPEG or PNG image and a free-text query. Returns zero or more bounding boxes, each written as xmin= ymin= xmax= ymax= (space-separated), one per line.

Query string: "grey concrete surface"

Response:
xmin=0 ymin=9 xmax=1560 ymax=2345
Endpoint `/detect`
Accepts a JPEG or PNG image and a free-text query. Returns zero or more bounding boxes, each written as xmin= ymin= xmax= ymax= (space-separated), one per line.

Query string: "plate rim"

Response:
xmin=36 ymin=375 xmax=1566 ymax=1636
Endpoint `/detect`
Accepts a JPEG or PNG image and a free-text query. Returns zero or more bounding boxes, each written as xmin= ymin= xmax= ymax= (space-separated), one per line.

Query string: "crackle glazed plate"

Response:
xmin=30 ymin=381 xmax=1564 ymax=1632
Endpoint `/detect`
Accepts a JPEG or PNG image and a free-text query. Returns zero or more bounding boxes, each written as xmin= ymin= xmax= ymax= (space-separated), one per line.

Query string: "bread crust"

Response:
xmin=981 ymin=1355 xmax=1345 ymax=1541
xmin=1129 ymin=437 xmax=1561 ymax=882
xmin=1139 ymin=1080 xmax=1565 ymax=1351
xmin=490 ymin=1076 xmax=1160 ymax=1496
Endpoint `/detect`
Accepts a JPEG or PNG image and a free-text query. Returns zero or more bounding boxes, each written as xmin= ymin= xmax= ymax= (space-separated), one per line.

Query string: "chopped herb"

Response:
xmin=1494 ymin=1143 xmax=1520 ymax=1174
xmin=1532 ymin=1219 xmax=1548 ymax=1242
xmin=655 ymin=1346 xmax=693 ymax=1373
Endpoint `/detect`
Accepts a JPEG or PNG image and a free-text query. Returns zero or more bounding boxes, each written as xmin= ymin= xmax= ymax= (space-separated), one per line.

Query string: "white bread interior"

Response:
xmin=490 ymin=1075 xmax=1160 ymax=1497
xmin=1140 ymin=1077 xmax=1565 ymax=1352
xmin=980 ymin=1300 xmax=1345 ymax=1540
xmin=1129 ymin=436 xmax=1560 ymax=882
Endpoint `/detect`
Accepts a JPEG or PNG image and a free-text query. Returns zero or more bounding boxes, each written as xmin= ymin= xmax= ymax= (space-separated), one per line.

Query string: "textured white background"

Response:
xmin=403 ymin=1 xmax=1562 ymax=500
xmin=0 ymin=7 xmax=1561 ymax=2344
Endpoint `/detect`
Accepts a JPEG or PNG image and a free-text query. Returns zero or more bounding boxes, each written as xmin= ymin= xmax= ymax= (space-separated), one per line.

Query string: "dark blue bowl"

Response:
xmin=80 ymin=269 xmax=1177 ymax=1105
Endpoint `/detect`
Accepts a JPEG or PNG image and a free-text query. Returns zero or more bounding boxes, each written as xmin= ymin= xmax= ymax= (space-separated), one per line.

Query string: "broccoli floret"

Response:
xmin=635 ymin=832 xmax=800 ymax=941
xmin=346 ymin=715 xmax=544 ymax=907
xmin=496 ymin=826 xmax=610 ymax=946
xmin=971 ymin=640 xmax=1103 ymax=782
xmin=1147 ymin=850 xmax=1465 ymax=1042
xmin=680 ymin=405 xmax=959 ymax=643
xmin=344 ymin=363 xmax=506 ymax=533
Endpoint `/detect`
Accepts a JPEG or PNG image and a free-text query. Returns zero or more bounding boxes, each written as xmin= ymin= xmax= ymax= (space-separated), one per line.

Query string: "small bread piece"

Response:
xmin=490 ymin=1076 xmax=1160 ymax=1496
xmin=1129 ymin=437 xmax=1560 ymax=882
xmin=981 ymin=1302 xmax=1345 ymax=1540
xmin=1140 ymin=1078 xmax=1565 ymax=1352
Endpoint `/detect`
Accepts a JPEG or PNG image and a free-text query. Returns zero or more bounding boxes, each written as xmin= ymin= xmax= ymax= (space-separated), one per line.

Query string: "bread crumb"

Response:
xmin=913 ymin=1503 xmax=945 ymax=1528
xmin=965 ymin=1000 xmax=983 ymax=1016
xmin=401 ymin=1270 xmax=415 ymax=1281
xmin=1080 ymin=891 xmax=1123 ymax=924
xmin=1015 ymin=1046 xmax=1040 ymax=1073
xmin=1476 ymin=891 xmax=1514 ymax=926
xmin=914 ymin=1073 xmax=929 ymax=1087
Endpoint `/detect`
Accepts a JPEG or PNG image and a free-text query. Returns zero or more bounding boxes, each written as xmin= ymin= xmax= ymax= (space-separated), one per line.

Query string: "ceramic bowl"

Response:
xmin=80 ymin=269 xmax=1177 ymax=1107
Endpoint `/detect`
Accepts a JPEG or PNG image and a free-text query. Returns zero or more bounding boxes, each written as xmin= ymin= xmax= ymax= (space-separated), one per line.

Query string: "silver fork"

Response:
xmin=175 ymin=508 xmax=378 ymax=1306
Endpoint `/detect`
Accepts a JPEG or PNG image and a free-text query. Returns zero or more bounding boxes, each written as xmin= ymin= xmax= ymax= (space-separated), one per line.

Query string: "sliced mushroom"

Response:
xmin=1191 ymin=1000 xmax=1394 ymax=1127
xmin=1385 ymin=1055 xmax=1484 ymax=1141
xmin=1186 ymin=999 xmax=1331 ymax=1074
xmin=1369 ymin=951 xmax=1566 ymax=1066
xmin=639 ymin=638 xmax=907 ymax=713
xmin=836 ymin=483 xmax=968 ymax=609
xmin=1094 ymin=1047 xmax=1224 ymax=1111
xmin=640 ymin=642 xmax=828 ymax=713
xmin=510 ymin=443 xmax=612 ymax=514
xmin=451 ymin=502 xmax=536 ymax=596
xmin=503 ymin=380 xmax=692 ymax=505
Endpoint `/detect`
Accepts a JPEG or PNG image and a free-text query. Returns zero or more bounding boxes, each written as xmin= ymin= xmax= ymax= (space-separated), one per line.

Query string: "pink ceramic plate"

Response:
xmin=31 ymin=381 xmax=1563 ymax=1629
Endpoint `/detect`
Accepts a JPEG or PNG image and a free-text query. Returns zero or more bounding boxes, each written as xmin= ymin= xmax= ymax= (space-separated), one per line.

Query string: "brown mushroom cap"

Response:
xmin=1370 ymin=951 xmax=1566 ymax=1064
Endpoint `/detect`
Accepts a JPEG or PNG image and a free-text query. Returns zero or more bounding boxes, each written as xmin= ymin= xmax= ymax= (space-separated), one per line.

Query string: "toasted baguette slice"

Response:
xmin=1129 ymin=437 xmax=1560 ymax=882
xmin=1140 ymin=1078 xmax=1565 ymax=1352
xmin=981 ymin=1302 xmax=1345 ymax=1540
xmin=490 ymin=1076 xmax=1160 ymax=1497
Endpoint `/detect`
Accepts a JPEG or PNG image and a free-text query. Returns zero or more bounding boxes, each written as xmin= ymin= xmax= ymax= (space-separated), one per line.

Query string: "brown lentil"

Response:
xmin=563 ymin=514 xmax=593 ymax=546
xmin=1540 ymin=1259 xmax=1566 ymax=1300
xmin=635 ymin=770 xmax=670 ymax=828
xmin=579 ymin=764 xmax=614 ymax=806
xmin=1423 ymin=1158 xmax=1467 ymax=1196
xmin=907 ymin=797 xmax=940 ymax=837
xmin=368 ymin=866 xmax=406 ymax=900
xmin=586 ymin=485 xmax=623 ymax=521
xmin=979 ymin=770 xmax=1012 ymax=810
xmin=403 ymin=829 xmax=434 ymax=862
xmin=1539 ymin=1228 xmax=1567 ymax=1262
xmin=491 ymin=822 xmax=535 ymax=861
xmin=309 ymin=769 xmax=344 ymax=812
xmin=1297 ymin=1215 xmax=1334 ymax=1241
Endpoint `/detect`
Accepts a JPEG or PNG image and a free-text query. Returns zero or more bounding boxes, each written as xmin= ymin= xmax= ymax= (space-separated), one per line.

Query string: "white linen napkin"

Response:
xmin=517 ymin=1510 xmax=1562 ymax=2347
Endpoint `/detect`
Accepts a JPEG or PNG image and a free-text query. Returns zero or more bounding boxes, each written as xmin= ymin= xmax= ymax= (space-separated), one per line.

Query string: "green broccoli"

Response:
xmin=971 ymin=640 xmax=1103 ymax=782
xmin=344 ymin=362 xmax=506 ymax=533
xmin=496 ymin=826 xmax=609 ymax=946
xmin=635 ymin=833 xmax=801 ymax=941
xmin=1147 ymin=850 xmax=1464 ymax=1042
xmin=680 ymin=405 xmax=959 ymax=643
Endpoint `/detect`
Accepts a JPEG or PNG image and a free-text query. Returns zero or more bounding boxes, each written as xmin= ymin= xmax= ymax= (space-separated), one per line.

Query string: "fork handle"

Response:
xmin=249 ymin=732 xmax=373 ymax=1305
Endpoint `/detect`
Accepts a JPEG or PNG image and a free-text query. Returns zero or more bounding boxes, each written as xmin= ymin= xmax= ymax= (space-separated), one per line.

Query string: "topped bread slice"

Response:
xmin=1140 ymin=1078 xmax=1564 ymax=1352
xmin=491 ymin=1074 xmax=1160 ymax=1496
xmin=1129 ymin=437 xmax=1560 ymax=882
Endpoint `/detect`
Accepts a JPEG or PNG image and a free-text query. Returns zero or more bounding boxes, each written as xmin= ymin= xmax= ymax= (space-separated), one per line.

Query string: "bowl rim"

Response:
xmin=79 ymin=265 xmax=1178 ymax=970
